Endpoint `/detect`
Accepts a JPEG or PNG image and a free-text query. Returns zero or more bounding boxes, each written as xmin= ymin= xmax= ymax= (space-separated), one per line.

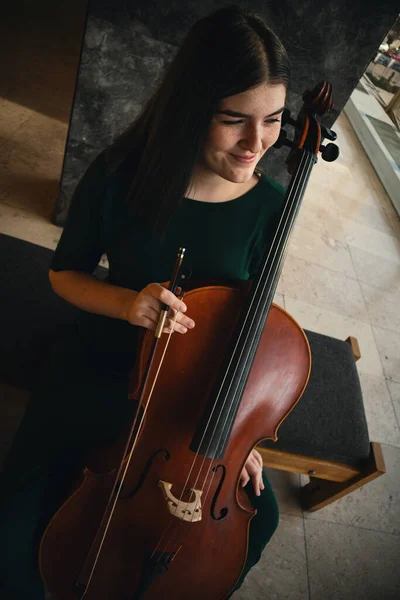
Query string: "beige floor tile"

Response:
xmin=288 ymin=224 xmax=356 ymax=278
xmin=360 ymin=281 xmax=400 ymax=334
xmin=272 ymin=292 xmax=285 ymax=308
xmin=304 ymin=444 xmax=400 ymax=537
xmin=348 ymin=245 xmax=400 ymax=291
xmin=339 ymin=216 xmax=400 ymax=264
xmin=358 ymin=372 xmax=400 ymax=448
xmin=338 ymin=177 xmax=381 ymax=209
xmin=0 ymin=202 xmax=61 ymax=250
xmin=264 ymin=468 xmax=302 ymax=517
xmin=380 ymin=194 xmax=400 ymax=223
xmin=275 ymin=275 xmax=284 ymax=296
xmin=0 ymin=170 xmax=61 ymax=221
xmin=0 ymin=110 xmax=66 ymax=218
xmin=367 ymin=172 xmax=399 ymax=221
xmin=296 ymin=196 xmax=343 ymax=239
xmin=388 ymin=215 xmax=400 ymax=240
xmin=0 ymin=97 xmax=35 ymax=146
xmin=387 ymin=380 xmax=400 ymax=431
xmin=310 ymin=159 xmax=353 ymax=190
xmin=0 ymin=109 xmax=67 ymax=172
xmin=305 ymin=518 xmax=400 ymax=599
xmin=280 ymin=255 xmax=368 ymax=321
xmin=231 ymin=514 xmax=309 ymax=600
xmin=284 ymin=296 xmax=384 ymax=377
xmin=330 ymin=188 xmax=395 ymax=236
xmin=337 ymin=173 xmax=388 ymax=210
xmin=335 ymin=111 xmax=355 ymax=132
xmin=372 ymin=326 xmax=400 ymax=383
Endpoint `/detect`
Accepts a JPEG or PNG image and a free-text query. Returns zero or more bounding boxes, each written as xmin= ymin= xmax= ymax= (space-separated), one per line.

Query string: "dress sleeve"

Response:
xmin=50 ymin=151 xmax=107 ymax=273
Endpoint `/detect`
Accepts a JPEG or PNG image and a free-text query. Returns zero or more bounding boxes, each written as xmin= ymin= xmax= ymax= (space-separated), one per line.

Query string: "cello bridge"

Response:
xmin=158 ymin=480 xmax=202 ymax=522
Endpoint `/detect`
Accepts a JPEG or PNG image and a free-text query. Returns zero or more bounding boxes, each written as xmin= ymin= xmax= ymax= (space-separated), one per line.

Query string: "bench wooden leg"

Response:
xmin=300 ymin=442 xmax=386 ymax=511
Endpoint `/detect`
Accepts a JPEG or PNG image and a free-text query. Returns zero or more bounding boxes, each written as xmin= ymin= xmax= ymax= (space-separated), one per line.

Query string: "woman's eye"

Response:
xmin=222 ymin=118 xmax=280 ymax=126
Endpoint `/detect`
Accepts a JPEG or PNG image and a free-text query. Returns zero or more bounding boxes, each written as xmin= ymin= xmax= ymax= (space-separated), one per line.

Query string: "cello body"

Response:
xmin=39 ymin=285 xmax=310 ymax=600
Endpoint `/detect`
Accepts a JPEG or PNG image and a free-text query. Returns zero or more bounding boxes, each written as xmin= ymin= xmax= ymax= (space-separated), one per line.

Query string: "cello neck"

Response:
xmin=189 ymin=149 xmax=316 ymax=460
xmin=189 ymin=81 xmax=339 ymax=460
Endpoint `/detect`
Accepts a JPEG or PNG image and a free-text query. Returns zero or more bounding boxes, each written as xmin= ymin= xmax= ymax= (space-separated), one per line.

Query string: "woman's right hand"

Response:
xmin=124 ymin=282 xmax=195 ymax=335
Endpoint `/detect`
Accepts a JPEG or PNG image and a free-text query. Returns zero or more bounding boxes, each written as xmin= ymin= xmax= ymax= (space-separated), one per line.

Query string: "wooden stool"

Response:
xmin=257 ymin=332 xmax=386 ymax=511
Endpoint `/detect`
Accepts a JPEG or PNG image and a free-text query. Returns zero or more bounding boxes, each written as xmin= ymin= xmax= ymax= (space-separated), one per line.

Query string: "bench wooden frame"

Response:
xmin=255 ymin=336 xmax=387 ymax=511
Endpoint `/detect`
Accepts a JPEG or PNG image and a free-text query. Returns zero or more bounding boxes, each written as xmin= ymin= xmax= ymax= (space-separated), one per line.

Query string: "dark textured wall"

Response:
xmin=53 ymin=0 xmax=399 ymax=224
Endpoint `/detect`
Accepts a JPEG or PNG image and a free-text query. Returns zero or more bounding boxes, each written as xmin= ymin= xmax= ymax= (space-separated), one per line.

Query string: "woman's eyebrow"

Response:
xmin=217 ymin=107 xmax=285 ymax=118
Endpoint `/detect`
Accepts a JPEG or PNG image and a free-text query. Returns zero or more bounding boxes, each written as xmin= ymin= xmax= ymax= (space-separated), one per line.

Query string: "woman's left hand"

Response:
xmin=239 ymin=449 xmax=265 ymax=496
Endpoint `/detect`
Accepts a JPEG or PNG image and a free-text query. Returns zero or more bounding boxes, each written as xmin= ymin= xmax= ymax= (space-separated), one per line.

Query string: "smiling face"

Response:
xmin=196 ymin=82 xmax=286 ymax=185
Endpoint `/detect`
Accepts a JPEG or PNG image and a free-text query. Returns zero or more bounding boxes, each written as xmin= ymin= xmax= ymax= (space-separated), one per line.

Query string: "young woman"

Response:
xmin=0 ymin=5 xmax=289 ymax=599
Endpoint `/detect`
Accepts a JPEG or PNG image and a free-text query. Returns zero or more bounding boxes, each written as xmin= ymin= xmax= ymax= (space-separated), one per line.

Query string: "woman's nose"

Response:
xmin=241 ymin=125 xmax=263 ymax=154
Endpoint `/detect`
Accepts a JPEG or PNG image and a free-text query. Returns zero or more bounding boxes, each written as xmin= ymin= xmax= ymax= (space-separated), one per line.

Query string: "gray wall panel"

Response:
xmin=54 ymin=0 xmax=399 ymax=224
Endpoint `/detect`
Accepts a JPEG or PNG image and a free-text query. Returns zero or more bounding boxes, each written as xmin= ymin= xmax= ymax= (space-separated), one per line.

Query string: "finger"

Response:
xmin=145 ymin=304 xmax=181 ymax=332
xmin=146 ymin=299 xmax=194 ymax=332
xmin=164 ymin=317 xmax=188 ymax=335
xmin=247 ymin=454 xmax=259 ymax=470
xmin=240 ymin=467 xmax=250 ymax=488
xmin=246 ymin=458 xmax=263 ymax=496
xmin=153 ymin=284 xmax=188 ymax=313
xmin=167 ymin=309 xmax=195 ymax=331
xmin=160 ymin=282 xmax=183 ymax=297
xmin=137 ymin=311 xmax=184 ymax=335
xmin=136 ymin=310 xmax=188 ymax=336
xmin=252 ymin=449 xmax=263 ymax=467
xmin=253 ymin=451 xmax=265 ymax=491
xmin=252 ymin=470 xmax=262 ymax=496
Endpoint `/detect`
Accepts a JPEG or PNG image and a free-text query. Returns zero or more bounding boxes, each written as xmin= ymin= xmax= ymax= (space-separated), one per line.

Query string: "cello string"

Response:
xmin=207 ymin=151 xmax=314 ymax=459
xmin=192 ymin=151 xmax=311 ymax=487
xmin=80 ymin=308 xmax=182 ymax=596
xmin=196 ymin=151 xmax=313 ymax=504
xmin=159 ymin=150 xmax=314 ymax=563
xmin=197 ymin=154 xmax=314 ymax=510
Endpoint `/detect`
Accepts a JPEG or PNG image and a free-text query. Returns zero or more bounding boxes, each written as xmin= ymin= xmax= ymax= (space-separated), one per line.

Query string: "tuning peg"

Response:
xmin=320 ymin=143 xmax=339 ymax=162
xmin=321 ymin=125 xmax=337 ymax=141
xmin=273 ymin=129 xmax=287 ymax=149
xmin=282 ymin=108 xmax=299 ymax=129
xmin=273 ymin=129 xmax=295 ymax=149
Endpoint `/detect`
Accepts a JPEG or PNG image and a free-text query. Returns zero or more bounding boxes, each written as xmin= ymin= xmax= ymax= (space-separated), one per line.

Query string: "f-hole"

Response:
xmin=118 ymin=448 xmax=170 ymax=499
xmin=210 ymin=464 xmax=228 ymax=521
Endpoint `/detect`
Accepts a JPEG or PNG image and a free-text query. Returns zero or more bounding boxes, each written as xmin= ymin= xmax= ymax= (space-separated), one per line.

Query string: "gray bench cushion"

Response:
xmin=0 ymin=233 xmax=370 ymax=466
xmin=259 ymin=330 xmax=371 ymax=465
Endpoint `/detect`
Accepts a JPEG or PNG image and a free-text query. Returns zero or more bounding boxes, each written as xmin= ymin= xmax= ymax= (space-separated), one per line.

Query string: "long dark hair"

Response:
xmin=105 ymin=5 xmax=290 ymax=237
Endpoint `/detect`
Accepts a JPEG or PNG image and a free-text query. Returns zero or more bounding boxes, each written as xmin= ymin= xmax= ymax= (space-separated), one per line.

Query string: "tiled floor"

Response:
xmin=232 ymin=114 xmax=400 ymax=599
xmin=1 ymin=4 xmax=400 ymax=599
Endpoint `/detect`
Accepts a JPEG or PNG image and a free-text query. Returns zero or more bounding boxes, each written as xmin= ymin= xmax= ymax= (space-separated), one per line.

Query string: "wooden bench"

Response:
xmin=0 ymin=233 xmax=386 ymax=511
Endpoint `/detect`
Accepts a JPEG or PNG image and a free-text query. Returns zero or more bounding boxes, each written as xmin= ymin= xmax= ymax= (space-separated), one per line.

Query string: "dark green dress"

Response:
xmin=0 ymin=151 xmax=284 ymax=599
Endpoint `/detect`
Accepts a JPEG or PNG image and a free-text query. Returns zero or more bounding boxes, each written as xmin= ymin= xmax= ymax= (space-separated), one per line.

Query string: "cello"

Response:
xmin=39 ymin=81 xmax=339 ymax=599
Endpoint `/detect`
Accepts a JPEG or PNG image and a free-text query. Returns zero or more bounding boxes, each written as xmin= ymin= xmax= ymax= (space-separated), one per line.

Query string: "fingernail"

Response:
xmin=257 ymin=491 xmax=260 ymax=496
xmin=180 ymin=303 xmax=187 ymax=312
xmin=188 ymin=320 xmax=195 ymax=328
